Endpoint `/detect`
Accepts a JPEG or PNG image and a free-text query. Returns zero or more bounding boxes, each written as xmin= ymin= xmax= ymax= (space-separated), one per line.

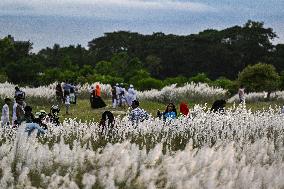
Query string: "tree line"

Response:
xmin=0 ymin=20 xmax=284 ymax=93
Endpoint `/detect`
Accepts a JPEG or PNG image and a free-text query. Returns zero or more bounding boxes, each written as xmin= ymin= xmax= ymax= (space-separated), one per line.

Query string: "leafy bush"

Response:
xmin=213 ymin=77 xmax=238 ymax=96
xmin=136 ymin=77 xmax=164 ymax=91
xmin=163 ymin=76 xmax=188 ymax=86
xmin=238 ymin=63 xmax=280 ymax=95
xmin=190 ymin=73 xmax=211 ymax=84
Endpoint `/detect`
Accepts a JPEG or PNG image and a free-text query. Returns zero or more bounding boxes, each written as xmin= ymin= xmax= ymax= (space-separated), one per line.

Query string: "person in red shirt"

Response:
xmin=179 ymin=102 xmax=190 ymax=116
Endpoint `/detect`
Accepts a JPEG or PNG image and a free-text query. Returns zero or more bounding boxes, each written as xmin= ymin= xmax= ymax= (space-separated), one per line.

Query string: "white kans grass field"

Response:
xmin=1 ymin=105 xmax=284 ymax=188
xmin=3 ymin=81 xmax=284 ymax=104
xmin=0 ymin=82 xmax=226 ymax=102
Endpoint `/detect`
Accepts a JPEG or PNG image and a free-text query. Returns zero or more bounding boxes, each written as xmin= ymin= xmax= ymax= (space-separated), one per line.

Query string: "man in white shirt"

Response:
xmin=127 ymin=84 xmax=137 ymax=106
xmin=1 ymin=98 xmax=11 ymax=127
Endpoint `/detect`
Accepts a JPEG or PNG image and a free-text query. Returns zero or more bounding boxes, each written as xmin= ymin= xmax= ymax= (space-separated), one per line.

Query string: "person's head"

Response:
xmin=165 ymin=103 xmax=176 ymax=113
xmin=16 ymin=97 xmax=24 ymax=105
xmin=240 ymin=85 xmax=244 ymax=89
xmin=51 ymin=105 xmax=60 ymax=115
xmin=4 ymin=98 xmax=11 ymax=105
xmin=15 ymin=86 xmax=20 ymax=91
xmin=96 ymin=84 xmax=100 ymax=89
xmin=101 ymin=111 xmax=114 ymax=123
xmin=131 ymin=100 xmax=139 ymax=109
xmin=24 ymin=106 xmax=33 ymax=114
xmin=129 ymin=84 xmax=134 ymax=88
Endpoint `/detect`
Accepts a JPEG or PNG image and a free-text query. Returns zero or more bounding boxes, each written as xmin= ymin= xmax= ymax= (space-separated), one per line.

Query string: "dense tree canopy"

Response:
xmin=0 ymin=20 xmax=283 ymax=92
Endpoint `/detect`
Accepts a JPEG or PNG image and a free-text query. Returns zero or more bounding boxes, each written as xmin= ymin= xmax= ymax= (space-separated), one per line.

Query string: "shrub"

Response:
xmin=136 ymin=78 xmax=164 ymax=91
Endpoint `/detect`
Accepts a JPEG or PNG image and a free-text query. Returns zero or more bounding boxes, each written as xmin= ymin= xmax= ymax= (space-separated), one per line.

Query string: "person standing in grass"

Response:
xmin=238 ymin=85 xmax=245 ymax=103
xmin=111 ymin=85 xmax=117 ymax=108
xmin=126 ymin=84 xmax=137 ymax=106
xmin=65 ymin=91 xmax=71 ymax=115
xmin=12 ymin=97 xmax=25 ymax=127
xmin=1 ymin=98 xmax=11 ymax=127
xmin=55 ymin=83 xmax=64 ymax=103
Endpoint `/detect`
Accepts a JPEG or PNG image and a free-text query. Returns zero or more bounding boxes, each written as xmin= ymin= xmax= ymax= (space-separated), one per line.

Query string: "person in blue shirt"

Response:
xmin=25 ymin=122 xmax=46 ymax=136
xmin=163 ymin=103 xmax=177 ymax=121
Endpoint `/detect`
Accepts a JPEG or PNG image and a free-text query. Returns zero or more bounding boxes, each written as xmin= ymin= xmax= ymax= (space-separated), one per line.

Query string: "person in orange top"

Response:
xmin=90 ymin=83 xmax=106 ymax=109
xmin=95 ymin=84 xmax=101 ymax=97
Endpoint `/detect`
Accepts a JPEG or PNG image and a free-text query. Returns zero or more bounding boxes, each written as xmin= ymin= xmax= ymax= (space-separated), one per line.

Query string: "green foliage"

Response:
xmin=78 ymin=65 xmax=94 ymax=77
xmin=213 ymin=77 xmax=238 ymax=96
xmin=279 ymin=71 xmax=284 ymax=90
xmin=0 ymin=71 xmax=8 ymax=82
xmin=5 ymin=57 xmax=42 ymax=85
xmin=145 ymin=55 xmax=162 ymax=76
xmin=38 ymin=69 xmax=60 ymax=85
xmin=163 ymin=76 xmax=188 ymax=86
xmin=190 ymin=73 xmax=211 ymax=84
xmin=89 ymin=74 xmax=124 ymax=85
xmin=238 ymin=63 xmax=280 ymax=93
xmin=0 ymin=20 xmax=283 ymax=88
xmin=128 ymin=69 xmax=151 ymax=86
xmin=95 ymin=61 xmax=114 ymax=75
xmin=136 ymin=77 xmax=164 ymax=91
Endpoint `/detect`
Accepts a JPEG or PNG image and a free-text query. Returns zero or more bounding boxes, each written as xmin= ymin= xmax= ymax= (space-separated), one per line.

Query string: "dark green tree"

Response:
xmin=238 ymin=63 xmax=280 ymax=99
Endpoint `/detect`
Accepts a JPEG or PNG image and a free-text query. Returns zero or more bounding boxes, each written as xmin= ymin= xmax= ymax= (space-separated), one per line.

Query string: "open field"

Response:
xmin=1 ymin=101 xmax=284 ymax=188
xmin=22 ymin=97 xmax=284 ymax=122
xmin=1 ymin=83 xmax=284 ymax=188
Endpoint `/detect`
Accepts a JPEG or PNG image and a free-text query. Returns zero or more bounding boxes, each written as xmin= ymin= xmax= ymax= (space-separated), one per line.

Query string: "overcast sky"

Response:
xmin=0 ymin=0 xmax=283 ymax=52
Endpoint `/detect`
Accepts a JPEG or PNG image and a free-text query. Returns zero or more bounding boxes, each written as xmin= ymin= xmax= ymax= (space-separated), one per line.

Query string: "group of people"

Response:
xmin=56 ymin=82 xmax=78 ymax=114
xmin=98 ymin=100 xmax=191 ymax=130
xmin=0 ymin=83 xmax=247 ymax=136
xmin=1 ymin=87 xmax=61 ymax=136
xmin=111 ymin=83 xmax=137 ymax=108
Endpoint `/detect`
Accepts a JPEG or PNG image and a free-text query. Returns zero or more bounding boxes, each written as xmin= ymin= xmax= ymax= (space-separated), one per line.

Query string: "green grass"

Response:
xmin=1 ymin=96 xmax=283 ymax=123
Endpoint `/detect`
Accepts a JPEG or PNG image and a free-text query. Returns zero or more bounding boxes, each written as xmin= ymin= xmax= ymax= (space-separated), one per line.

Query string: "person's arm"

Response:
xmin=3 ymin=106 xmax=8 ymax=117
xmin=16 ymin=106 xmax=21 ymax=118
xmin=129 ymin=110 xmax=135 ymax=122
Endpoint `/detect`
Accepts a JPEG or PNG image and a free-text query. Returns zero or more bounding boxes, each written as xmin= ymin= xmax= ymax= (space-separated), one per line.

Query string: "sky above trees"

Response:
xmin=1 ymin=0 xmax=283 ymax=51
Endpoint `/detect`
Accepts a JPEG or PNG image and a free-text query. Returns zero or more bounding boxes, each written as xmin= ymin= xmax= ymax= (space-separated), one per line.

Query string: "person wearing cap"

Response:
xmin=126 ymin=84 xmax=137 ymax=106
xmin=1 ymin=98 xmax=11 ymax=127
xmin=129 ymin=100 xmax=149 ymax=125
